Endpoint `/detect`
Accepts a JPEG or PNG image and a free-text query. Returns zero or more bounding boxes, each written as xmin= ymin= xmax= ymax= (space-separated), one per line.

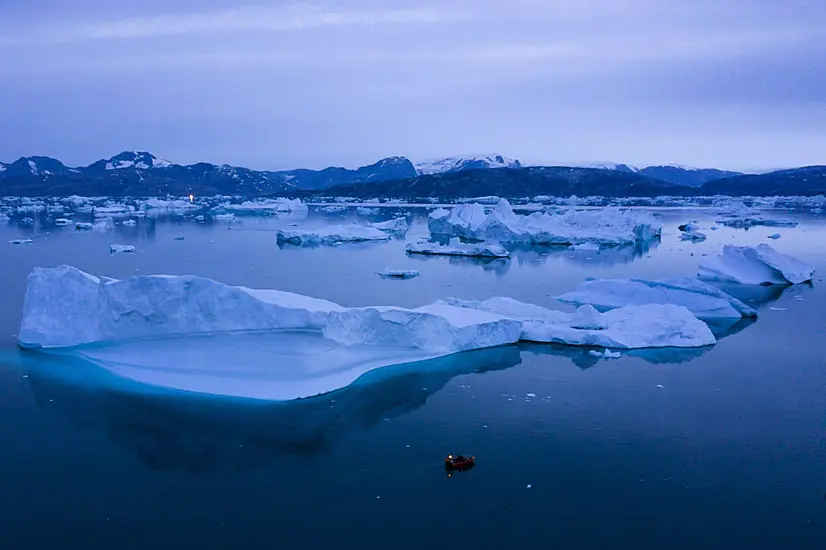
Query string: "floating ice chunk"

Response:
xmin=715 ymin=203 xmax=797 ymax=229
xmin=370 ymin=217 xmax=409 ymax=234
xmin=323 ymin=304 xmax=522 ymax=353
xmin=95 ymin=205 xmax=132 ymax=216
xmin=214 ymin=213 xmax=235 ymax=221
xmin=75 ymin=222 xmax=93 ymax=230
xmin=555 ymin=277 xmax=756 ymax=320
xmin=440 ymin=297 xmax=715 ymax=349
xmin=173 ymin=236 xmax=186 ymax=241
xmin=224 ymin=198 xmax=308 ymax=215
xmin=767 ymin=233 xmax=781 ymax=239
xmin=428 ymin=199 xmax=661 ymax=246
xmin=9 ymin=238 xmax=33 ymax=245
xmin=121 ymin=219 xmax=137 ymax=227
xmin=18 ymin=266 xmax=344 ymax=348
xmin=320 ymin=205 xmax=347 ymax=213
xmin=109 ymin=244 xmax=135 ymax=254
xmin=276 ymin=225 xmax=391 ymax=246
xmin=377 ymin=269 xmax=421 ymax=280
xmin=356 ymin=206 xmax=380 ymax=216
xmin=54 ymin=218 xmax=73 ymax=226
xmin=698 ymin=244 xmax=815 ymax=285
xmin=405 ymin=237 xmax=510 ymax=258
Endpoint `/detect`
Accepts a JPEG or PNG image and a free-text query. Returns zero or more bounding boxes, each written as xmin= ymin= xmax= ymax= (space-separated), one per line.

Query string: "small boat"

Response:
xmin=445 ymin=454 xmax=476 ymax=471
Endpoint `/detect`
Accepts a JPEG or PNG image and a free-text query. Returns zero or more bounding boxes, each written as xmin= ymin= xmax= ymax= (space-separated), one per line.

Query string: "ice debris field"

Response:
xmin=5 ymin=194 xmax=820 ymax=401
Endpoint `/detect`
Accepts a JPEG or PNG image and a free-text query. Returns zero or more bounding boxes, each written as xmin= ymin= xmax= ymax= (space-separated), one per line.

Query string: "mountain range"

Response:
xmin=1 ymin=151 xmax=823 ymax=197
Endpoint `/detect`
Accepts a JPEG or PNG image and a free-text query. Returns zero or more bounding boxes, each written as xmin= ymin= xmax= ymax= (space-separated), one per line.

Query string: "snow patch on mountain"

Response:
xmin=415 ymin=154 xmax=521 ymax=175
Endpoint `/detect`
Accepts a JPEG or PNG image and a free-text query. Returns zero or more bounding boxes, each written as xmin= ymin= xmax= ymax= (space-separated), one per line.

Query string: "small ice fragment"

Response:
xmin=109 ymin=244 xmax=135 ymax=254
xmin=767 ymin=233 xmax=781 ymax=240
xmin=526 ymin=393 xmax=536 ymax=397
xmin=603 ymin=350 xmax=621 ymax=359
xmin=526 ymin=484 xmax=532 ymax=489
xmin=769 ymin=307 xmax=787 ymax=311
xmin=655 ymin=384 xmax=664 ymax=389
xmin=377 ymin=269 xmax=420 ymax=280
xmin=173 ymin=236 xmax=185 ymax=241
xmin=9 ymin=239 xmax=33 ymax=244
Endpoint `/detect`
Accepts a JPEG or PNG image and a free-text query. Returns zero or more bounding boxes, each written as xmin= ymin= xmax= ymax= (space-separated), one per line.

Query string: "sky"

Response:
xmin=0 ymin=0 xmax=824 ymax=172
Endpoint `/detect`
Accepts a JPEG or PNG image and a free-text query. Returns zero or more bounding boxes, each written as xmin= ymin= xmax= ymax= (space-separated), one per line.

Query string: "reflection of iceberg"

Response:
xmin=508 ymin=239 xmax=658 ymax=268
xmin=18 ymin=346 xmax=522 ymax=469
xmin=517 ymin=342 xmax=711 ymax=370
xmin=405 ymin=252 xmax=512 ymax=275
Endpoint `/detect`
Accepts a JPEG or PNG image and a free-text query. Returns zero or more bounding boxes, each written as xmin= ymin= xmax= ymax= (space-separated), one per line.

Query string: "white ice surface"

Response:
xmin=276 ymin=225 xmax=391 ymax=246
xmin=428 ymin=199 xmax=661 ymax=245
xmin=440 ymin=297 xmax=715 ymax=349
xmin=109 ymin=244 xmax=135 ymax=253
xmin=698 ymin=244 xmax=815 ymax=285
xmin=370 ymin=217 xmax=409 ymax=233
xmin=555 ymin=277 xmax=757 ymax=319
xmin=405 ymin=237 xmax=510 ymax=258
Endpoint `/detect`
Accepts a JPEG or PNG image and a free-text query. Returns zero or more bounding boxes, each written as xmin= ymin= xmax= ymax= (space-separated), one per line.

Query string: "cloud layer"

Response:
xmin=1 ymin=0 xmax=824 ymax=170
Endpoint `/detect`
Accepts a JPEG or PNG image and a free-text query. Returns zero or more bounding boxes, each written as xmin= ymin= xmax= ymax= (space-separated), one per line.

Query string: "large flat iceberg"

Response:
xmin=428 ymin=199 xmax=661 ymax=245
xmin=276 ymin=225 xmax=391 ymax=246
xmin=405 ymin=237 xmax=510 ymax=258
xmin=440 ymin=297 xmax=715 ymax=349
xmin=698 ymin=244 xmax=815 ymax=285
xmin=18 ymin=265 xmax=343 ymax=348
xmin=555 ymin=277 xmax=757 ymax=320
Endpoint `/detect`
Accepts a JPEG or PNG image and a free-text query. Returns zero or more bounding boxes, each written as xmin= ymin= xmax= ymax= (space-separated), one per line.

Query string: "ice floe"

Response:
xmin=377 ymin=269 xmax=420 ymax=279
xmin=109 ymin=244 xmax=135 ymax=254
xmin=698 ymin=244 xmax=815 ymax=285
xmin=716 ymin=200 xmax=798 ymax=229
xmin=405 ymin=237 xmax=510 ymax=258
xmin=428 ymin=198 xmax=661 ymax=245
xmin=222 ymin=198 xmax=308 ymax=215
xmin=9 ymin=238 xmax=33 ymax=245
xmin=440 ymin=297 xmax=715 ymax=349
xmin=276 ymin=225 xmax=391 ymax=246
xmin=54 ymin=218 xmax=73 ymax=226
xmin=369 ymin=217 xmax=409 ymax=234
xmin=555 ymin=277 xmax=756 ymax=320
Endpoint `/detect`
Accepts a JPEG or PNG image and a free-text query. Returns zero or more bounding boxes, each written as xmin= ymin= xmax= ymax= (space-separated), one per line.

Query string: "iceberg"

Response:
xmin=698 ymin=244 xmax=815 ymax=285
xmin=428 ymin=199 xmax=661 ymax=245
xmin=555 ymin=277 xmax=756 ymax=320
xmin=323 ymin=304 xmax=522 ymax=353
xmin=223 ymin=198 xmax=308 ymax=215
xmin=377 ymin=269 xmax=420 ymax=279
xmin=440 ymin=297 xmax=715 ymax=349
xmin=369 ymin=217 xmax=409 ymax=234
xmin=109 ymin=244 xmax=135 ymax=254
xmin=405 ymin=237 xmax=510 ymax=258
xmin=18 ymin=266 xmax=344 ymax=348
xmin=276 ymin=225 xmax=391 ymax=246
xmin=716 ymin=201 xmax=797 ymax=229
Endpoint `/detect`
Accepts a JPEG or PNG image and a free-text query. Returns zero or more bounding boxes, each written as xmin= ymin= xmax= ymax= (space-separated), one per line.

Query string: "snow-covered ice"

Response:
xmin=698 ymin=244 xmax=815 ymax=285
xmin=369 ymin=217 xmax=409 ymax=234
xmin=323 ymin=304 xmax=522 ymax=353
xmin=440 ymin=297 xmax=716 ymax=349
xmin=276 ymin=225 xmax=391 ymax=246
xmin=109 ymin=244 xmax=135 ymax=254
xmin=428 ymin=199 xmax=661 ymax=245
xmin=405 ymin=237 xmax=510 ymax=258
xmin=555 ymin=277 xmax=757 ymax=320
xmin=377 ymin=269 xmax=421 ymax=279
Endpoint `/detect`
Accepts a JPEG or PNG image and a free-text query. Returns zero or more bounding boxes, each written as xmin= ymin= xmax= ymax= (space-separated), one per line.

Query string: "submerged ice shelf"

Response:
xmin=18 ymin=266 xmax=727 ymax=400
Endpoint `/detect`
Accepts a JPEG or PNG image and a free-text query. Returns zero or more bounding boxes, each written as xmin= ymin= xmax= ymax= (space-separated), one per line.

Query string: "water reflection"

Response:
xmin=518 ymin=342 xmax=712 ymax=369
xmin=509 ymin=238 xmax=659 ymax=268
xmin=405 ymin=252 xmax=512 ymax=275
xmin=17 ymin=346 xmax=522 ymax=472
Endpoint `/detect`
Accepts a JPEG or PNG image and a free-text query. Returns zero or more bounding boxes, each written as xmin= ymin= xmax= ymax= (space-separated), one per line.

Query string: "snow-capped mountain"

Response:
xmin=86 ymin=151 xmax=172 ymax=172
xmin=571 ymin=162 xmax=742 ymax=187
xmin=414 ymin=155 xmax=522 ymax=175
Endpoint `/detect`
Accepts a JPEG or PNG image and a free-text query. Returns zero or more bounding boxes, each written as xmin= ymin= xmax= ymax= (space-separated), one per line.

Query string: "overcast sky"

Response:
xmin=1 ymin=0 xmax=824 ymax=171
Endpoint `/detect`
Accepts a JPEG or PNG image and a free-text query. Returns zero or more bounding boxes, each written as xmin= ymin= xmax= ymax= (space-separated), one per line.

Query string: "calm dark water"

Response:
xmin=0 ymin=204 xmax=824 ymax=549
